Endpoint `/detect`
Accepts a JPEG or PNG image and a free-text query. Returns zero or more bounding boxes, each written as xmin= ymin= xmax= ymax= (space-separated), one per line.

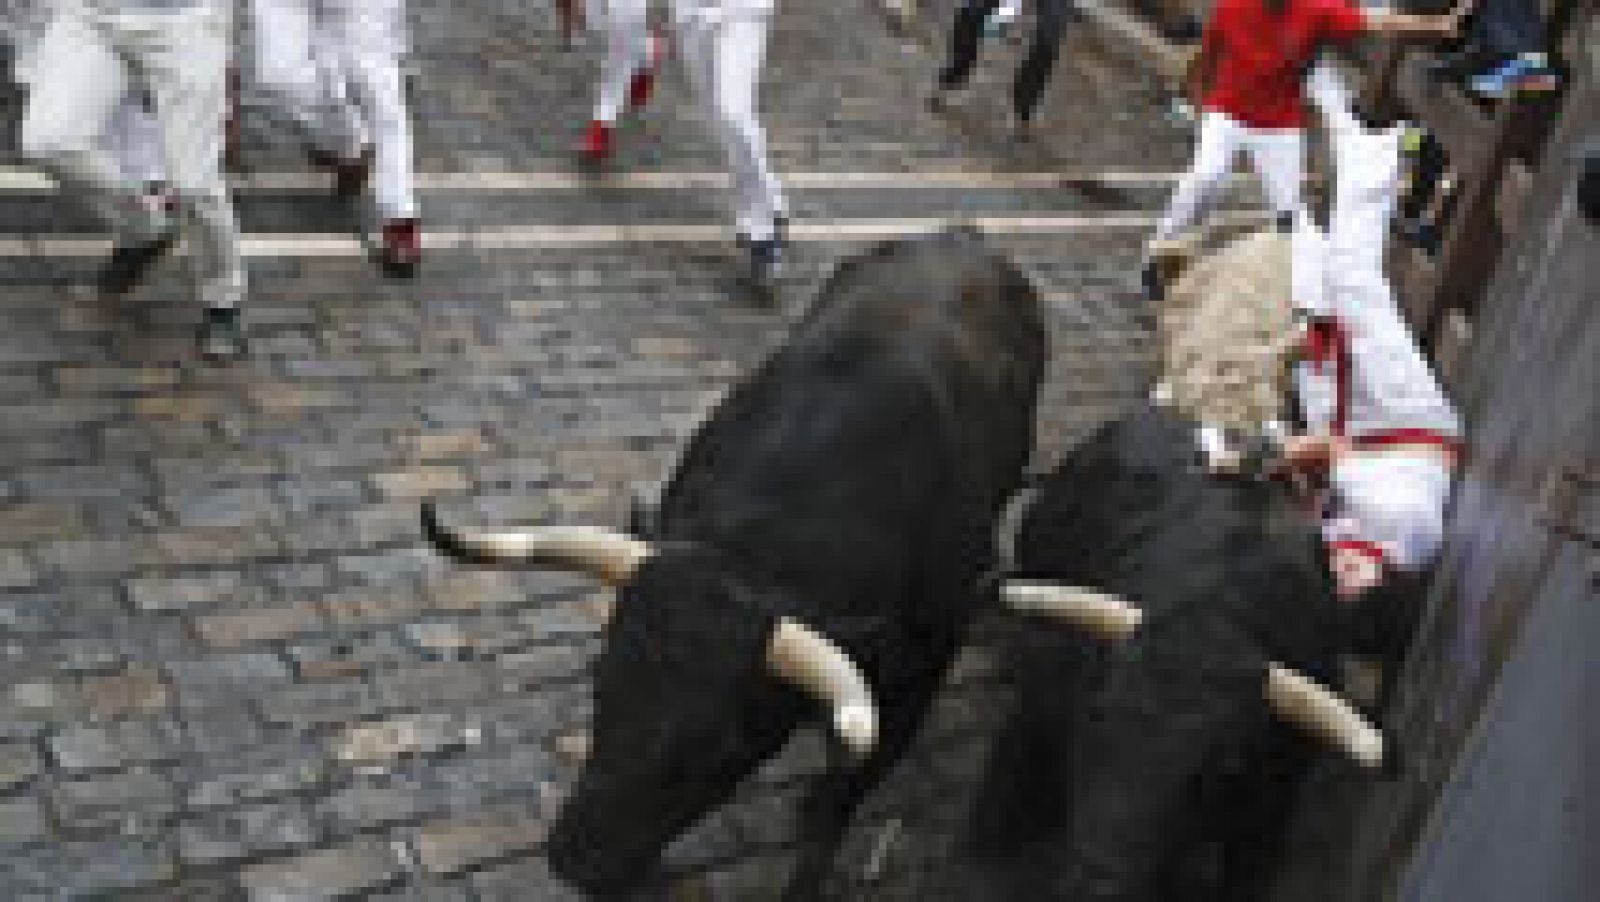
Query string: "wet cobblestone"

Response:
xmin=0 ymin=0 xmax=1251 ymax=896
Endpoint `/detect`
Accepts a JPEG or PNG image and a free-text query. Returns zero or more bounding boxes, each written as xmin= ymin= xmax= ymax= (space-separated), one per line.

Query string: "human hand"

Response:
xmin=1278 ymin=433 xmax=1351 ymax=473
xmin=1443 ymin=0 xmax=1476 ymax=36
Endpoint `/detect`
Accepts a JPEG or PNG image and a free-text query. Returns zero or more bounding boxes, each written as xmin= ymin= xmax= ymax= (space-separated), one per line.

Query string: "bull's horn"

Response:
xmin=1001 ymin=581 xmax=1144 ymax=640
xmin=421 ymin=501 xmax=651 ymax=585
xmin=766 ymin=619 xmax=878 ymax=760
xmin=1001 ymin=582 xmax=1384 ymax=767
xmin=1265 ymin=663 xmax=1385 ymax=768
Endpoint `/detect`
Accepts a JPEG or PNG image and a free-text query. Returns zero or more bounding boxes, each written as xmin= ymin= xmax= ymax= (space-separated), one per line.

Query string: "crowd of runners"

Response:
xmin=0 ymin=0 xmax=1571 ymax=663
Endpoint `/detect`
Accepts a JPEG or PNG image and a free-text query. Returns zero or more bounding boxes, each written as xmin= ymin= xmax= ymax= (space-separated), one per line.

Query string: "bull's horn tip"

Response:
xmin=1351 ymin=729 xmax=1385 ymax=769
xmin=834 ymin=702 xmax=878 ymax=759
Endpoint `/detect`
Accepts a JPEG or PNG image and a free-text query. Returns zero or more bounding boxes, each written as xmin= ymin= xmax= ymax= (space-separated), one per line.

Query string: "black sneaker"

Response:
xmin=99 ymin=231 xmax=176 ymax=297
xmin=1140 ymin=261 xmax=1165 ymax=303
xmin=197 ymin=307 xmax=247 ymax=362
xmin=745 ymin=235 xmax=785 ymax=284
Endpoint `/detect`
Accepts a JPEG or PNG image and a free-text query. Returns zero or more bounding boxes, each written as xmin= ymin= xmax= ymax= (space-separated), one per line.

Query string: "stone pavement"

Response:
xmin=0 ymin=1 xmax=1258 ymax=897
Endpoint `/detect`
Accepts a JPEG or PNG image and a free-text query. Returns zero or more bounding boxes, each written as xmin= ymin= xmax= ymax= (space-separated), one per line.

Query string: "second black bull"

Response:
xmin=422 ymin=228 xmax=1046 ymax=897
xmin=949 ymin=405 xmax=1394 ymax=901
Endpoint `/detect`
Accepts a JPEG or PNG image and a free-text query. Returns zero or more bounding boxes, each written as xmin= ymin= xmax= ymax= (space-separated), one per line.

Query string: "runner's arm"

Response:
xmin=1362 ymin=0 xmax=1473 ymax=37
xmin=1186 ymin=19 xmax=1222 ymax=108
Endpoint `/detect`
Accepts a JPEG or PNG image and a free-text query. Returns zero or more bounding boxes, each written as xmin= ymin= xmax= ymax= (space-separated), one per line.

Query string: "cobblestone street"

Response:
xmin=0 ymin=1 xmax=1262 ymax=897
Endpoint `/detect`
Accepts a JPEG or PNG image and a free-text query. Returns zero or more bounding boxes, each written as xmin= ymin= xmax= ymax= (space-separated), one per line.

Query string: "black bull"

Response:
xmin=424 ymin=229 xmax=1046 ymax=897
xmin=947 ymin=406 xmax=1397 ymax=901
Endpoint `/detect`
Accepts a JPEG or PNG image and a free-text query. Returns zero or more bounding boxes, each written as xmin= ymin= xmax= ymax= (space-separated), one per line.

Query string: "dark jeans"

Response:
xmin=1578 ymin=138 xmax=1600 ymax=221
xmin=938 ymin=0 xmax=1075 ymax=123
xmin=1468 ymin=0 xmax=1546 ymax=60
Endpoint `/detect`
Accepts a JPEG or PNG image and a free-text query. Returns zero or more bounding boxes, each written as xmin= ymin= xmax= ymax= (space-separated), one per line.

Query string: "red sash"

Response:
xmin=1351 ymin=429 xmax=1463 ymax=462
xmin=1301 ymin=317 xmax=1350 ymax=433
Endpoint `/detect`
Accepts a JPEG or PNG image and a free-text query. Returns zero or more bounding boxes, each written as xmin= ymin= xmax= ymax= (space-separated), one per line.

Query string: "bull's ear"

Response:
xmin=765 ymin=619 xmax=878 ymax=760
xmin=1000 ymin=581 xmax=1144 ymax=640
xmin=421 ymin=501 xmax=652 ymax=586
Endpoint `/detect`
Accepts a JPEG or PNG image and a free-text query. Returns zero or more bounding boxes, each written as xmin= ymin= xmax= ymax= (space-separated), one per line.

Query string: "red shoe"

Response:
xmin=578 ymin=120 xmax=613 ymax=164
xmin=379 ymin=218 xmax=421 ymax=276
xmin=627 ymin=30 xmax=666 ymax=111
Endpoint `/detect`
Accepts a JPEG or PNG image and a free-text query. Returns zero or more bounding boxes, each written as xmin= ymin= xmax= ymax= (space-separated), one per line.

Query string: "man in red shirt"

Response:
xmin=1143 ymin=0 xmax=1466 ymax=301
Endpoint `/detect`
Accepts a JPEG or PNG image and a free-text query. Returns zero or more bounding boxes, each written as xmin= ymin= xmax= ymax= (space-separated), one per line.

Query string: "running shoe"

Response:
xmin=742 ymin=234 xmax=785 ymax=284
xmin=1469 ymin=54 xmax=1560 ymax=99
xmin=99 ymin=203 xmax=177 ymax=298
xmin=578 ymin=120 xmax=613 ymax=164
xmin=379 ymin=218 xmax=422 ymax=277
xmin=197 ymin=306 xmax=248 ymax=362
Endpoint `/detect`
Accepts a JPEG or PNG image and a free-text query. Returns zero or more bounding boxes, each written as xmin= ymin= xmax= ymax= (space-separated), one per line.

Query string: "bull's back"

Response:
xmin=969 ymin=409 xmax=1340 ymax=895
xmin=1015 ymin=408 xmax=1330 ymax=646
xmin=660 ymin=232 xmax=1045 ymax=616
xmin=802 ymin=228 xmax=1046 ymax=407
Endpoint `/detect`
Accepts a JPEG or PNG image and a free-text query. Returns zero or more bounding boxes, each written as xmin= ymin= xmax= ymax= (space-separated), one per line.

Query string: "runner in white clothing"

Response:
xmin=674 ymin=0 xmax=788 ymax=282
xmin=248 ymin=0 xmax=421 ymax=275
xmin=578 ymin=0 xmax=664 ymax=163
xmin=1284 ymin=125 xmax=1462 ymax=600
xmin=18 ymin=0 xmax=248 ymax=360
xmin=579 ymin=0 xmax=788 ymax=283
xmin=4 ymin=2 xmax=168 ymax=193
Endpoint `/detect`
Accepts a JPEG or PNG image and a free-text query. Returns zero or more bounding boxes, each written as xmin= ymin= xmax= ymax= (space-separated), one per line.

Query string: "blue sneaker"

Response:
xmin=1469 ymin=54 xmax=1559 ymax=99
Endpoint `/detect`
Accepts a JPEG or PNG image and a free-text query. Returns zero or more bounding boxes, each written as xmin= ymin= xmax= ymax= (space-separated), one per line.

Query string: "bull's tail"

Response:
xmin=420 ymin=501 xmax=489 ymax=564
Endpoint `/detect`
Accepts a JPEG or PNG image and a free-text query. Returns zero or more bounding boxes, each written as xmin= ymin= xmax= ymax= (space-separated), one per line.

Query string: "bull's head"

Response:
xmin=999 ymin=581 xmax=1384 ymax=767
xmin=421 ymin=503 xmax=876 ymax=894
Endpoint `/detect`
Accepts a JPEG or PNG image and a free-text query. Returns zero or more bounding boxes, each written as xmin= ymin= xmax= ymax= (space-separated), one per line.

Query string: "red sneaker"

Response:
xmin=578 ymin=120 xmax=613 ymax=164
xmin=379 ymin=218 xmax=421 ymax=276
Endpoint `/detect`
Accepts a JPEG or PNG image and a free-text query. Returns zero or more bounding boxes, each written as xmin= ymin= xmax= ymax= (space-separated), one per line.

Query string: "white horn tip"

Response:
xmin=1349 ymin=727 xmax=1386 ymax=769
xmin=834 ymin=703 xmax=878 ymax=759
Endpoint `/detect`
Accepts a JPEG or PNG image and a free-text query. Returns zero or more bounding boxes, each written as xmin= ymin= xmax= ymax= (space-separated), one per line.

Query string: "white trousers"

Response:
xmin=1326 ymin=452 xmax=1452 ymax=573
xmin=249 ymin=0 xmax=417 ymax=220
xmin=104 ymin=92 xmax=168 ymax=188
xmin=594 ymin=0 xmax=652 ymax=124
xmin=670 ymin=0 xmax=785 ymax=240
xmin=10 ymin=21 xmax=167 ymax=187
xmin=1307 ymin=59 xmax=1361 ymax=135
xmin=20 ymin=4 xmax=245 ymax=309
xmin=1153 ymin=111 xmax=1306 ymax=243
